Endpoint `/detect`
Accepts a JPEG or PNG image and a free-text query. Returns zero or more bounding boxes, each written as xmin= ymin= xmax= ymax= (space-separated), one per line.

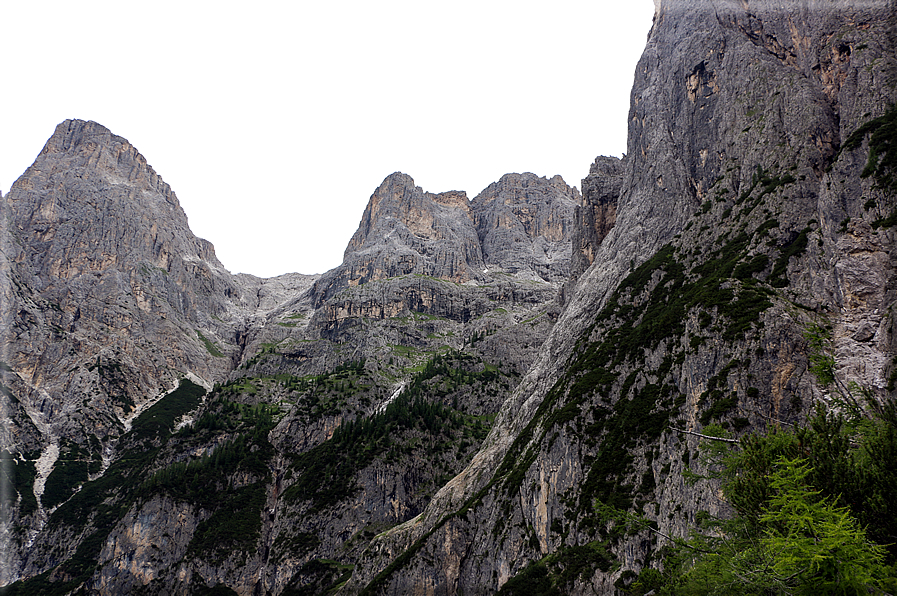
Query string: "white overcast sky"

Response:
xmin=2 ymin=1 xmax=655 ymax=278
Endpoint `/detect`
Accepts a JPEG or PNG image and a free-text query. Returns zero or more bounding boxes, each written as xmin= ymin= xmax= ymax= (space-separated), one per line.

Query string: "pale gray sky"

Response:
xmin=1 ymin=1 xmax=655 ymax=277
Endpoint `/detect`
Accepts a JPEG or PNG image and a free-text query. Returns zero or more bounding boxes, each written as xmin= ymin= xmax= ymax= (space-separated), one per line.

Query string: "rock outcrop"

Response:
xmin=312 ymin=171 xmax=580 ymax=305
xmin=3 ymin=120 xmax=239 ymax=454
xmin=312 ymin=173 xmax=486 ymax=305
xmin=472 ymin=173 xmax=581 ymax=284
xmin=571 ymin=156 xmax=623 ymax=279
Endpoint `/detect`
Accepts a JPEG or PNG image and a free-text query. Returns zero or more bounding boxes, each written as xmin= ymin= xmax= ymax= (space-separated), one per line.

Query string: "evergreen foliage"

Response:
xmin=0 ymin=380 xmax=209 ymax=596
xmin=802 ymin=323 xmax=836 ymax=386
xmin=39 ymin=439 xmax=99 ymax=509
xmin=842 ymin=104 xmax=897 ymax=195
xmin=186 ymin=482 xmax=267 ymax=564
xmin=281 ymin=353 xmax=495 ymax=512
xmin=1 ymin=449 xmax=38 ymax=517
xmin=129 ymin=379 xmax=207 ymax=443
xmin=651 ymin=405 xmax=897 ymax=595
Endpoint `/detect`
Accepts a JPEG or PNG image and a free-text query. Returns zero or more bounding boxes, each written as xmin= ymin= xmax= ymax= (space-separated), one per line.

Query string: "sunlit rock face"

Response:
xmin=471 ymin=172 xmax=581 ymax=284
xmin=312 ymin=170 xmax=582 ymax=305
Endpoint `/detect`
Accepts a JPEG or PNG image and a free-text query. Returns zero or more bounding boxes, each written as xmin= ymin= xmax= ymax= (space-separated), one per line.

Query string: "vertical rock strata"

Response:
xmin=312 ymin=171 xmax=581 ymax=305
xmin=312 ymin=173 xmax=486 ymax=304
xmin=346 ymin=1 xmax=897 ymax=593
xmin=472 ymin=173 xmax=582 ymax=284
xmin=571 ymin=156 xmax=623 ymax=279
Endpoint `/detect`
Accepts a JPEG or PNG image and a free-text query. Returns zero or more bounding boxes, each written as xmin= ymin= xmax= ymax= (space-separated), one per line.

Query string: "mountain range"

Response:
xmin=2 ymin=1 xmax=896 ymax=594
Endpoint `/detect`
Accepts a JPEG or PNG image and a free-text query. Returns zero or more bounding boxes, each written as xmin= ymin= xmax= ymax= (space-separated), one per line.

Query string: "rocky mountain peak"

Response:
xmin=34 ymin=119 xmax=182 ymax=216
xmin=8 ymin=3 xmax=895 ymax=592
xmin=2 ymin=119 xmax=255 ymax=451
xmin=313 ymin=171 xmax=584 ymax=304
xmin=344 ymin=172 xmax=475 ymax=252
xmin=8 ymin=119 xmax=221 ymax=278
xmin=313 ymin=172 xmax=485 ymax=304
xmin=471 ymin=172 xmax=581 ymax=283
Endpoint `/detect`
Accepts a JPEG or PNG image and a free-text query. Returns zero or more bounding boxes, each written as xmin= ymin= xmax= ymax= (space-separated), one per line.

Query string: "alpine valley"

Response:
xmin=3 ymin=1 xmax=897 ymax=595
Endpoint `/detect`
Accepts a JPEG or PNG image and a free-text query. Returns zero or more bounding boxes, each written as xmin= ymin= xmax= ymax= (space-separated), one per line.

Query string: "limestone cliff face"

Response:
xmin=312 ymin=171 xmax=582 ymax=308
xmin=5 ymin=120 xmax=243 ymax=403
xmin=2 ymin=120 xmax=242 ymax=456
xmin=471 ymin=173 xmax=580 ymax=284
xmin=0 ymin=121 xmax=317 ymax=581
xmin=346 ymin=1 xmax=897 ymax=593
xmin=6 ymin=2 xmax=895 ymax=594
xmin=571 ymin=156 xmax=623 ymax=279
xmin=282 ymin=172 xmax=582 ymax=385
xmin=312 ymin=173 xmax=486 ymax=305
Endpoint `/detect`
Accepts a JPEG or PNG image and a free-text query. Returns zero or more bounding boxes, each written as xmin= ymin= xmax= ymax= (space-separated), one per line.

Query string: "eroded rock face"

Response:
xmin=471 ymin=173 xmax=581 ymax=284
xmin=572 ymin=156 xmax=623 ymax=279
xmin=0 ymin=121 xmax=324 ymax=580
xmin=311 ymin=171 xmax=584 ymax=307
xmin=7 ymin=2 xmax=895 ymax=594
xmin=2 ymin=120 xmax=587 ymax=593
xmin=3 ymin=120 xmax=247 ymax=445
xmin=312 ymin=173 xmax=486 ymax=305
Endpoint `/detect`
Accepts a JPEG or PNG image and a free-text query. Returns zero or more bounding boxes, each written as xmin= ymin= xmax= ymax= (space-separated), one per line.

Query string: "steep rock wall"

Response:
xmin=472 ymin=173 xmax=580 ymax=284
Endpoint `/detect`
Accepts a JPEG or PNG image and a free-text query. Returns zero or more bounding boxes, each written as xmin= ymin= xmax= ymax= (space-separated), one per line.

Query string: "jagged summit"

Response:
xmin=315 ymin=171 xmax=485 ymax=303
xmin=312 ymin=171 xmax=581 ymax=305
xmin=33 ymin=119 xmax=183 ymax=215
xmin=472 ymin=172 xmax=581 ymax=284
xmin=1 ymin=119 xmax=256 ymax=455
xmin=9 ymin=118 xmax=222 ymax=277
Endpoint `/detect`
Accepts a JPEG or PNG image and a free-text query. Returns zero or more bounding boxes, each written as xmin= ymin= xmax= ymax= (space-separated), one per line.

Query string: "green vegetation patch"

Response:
xmin=769 ymin=227 xmax=810 ymax=287
xmin=186 ymin=482 xmax=267 ymax=565
xmin=283 ymin=559 xmax=354 ymax=596
xmin=656 ymin=405 xmax=897 ymax=594
xmin=140 ymin=403 xmax=277 ymax=505
xmin=266 ymin=360 xmax=377 ymax=423
xmin=273 ymin=531 xmax=320 ymax=561
xmin=496 ymin=541 xmax=615 ymax=596
xmin=737 ymin=164 xmax=796 ymax=205
xmin=1 ymin=450 xmax=38 ymax=517
xmin=283 ymin=386 xmax=465 ymax=512
xmin=4 ymin=380 xmax=209 ymax=596
xmin=842 ymin=104 xmax=897 ymax=194
xmin=197 ymin=330 xmax=224 ymax=358
xmin=283 ymin=351 xmax=498 ymax=512
xmin=130 ymin=380 xmax=207 ymax=443
xmin=40 ymin=439 xmax=93 ymax=510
